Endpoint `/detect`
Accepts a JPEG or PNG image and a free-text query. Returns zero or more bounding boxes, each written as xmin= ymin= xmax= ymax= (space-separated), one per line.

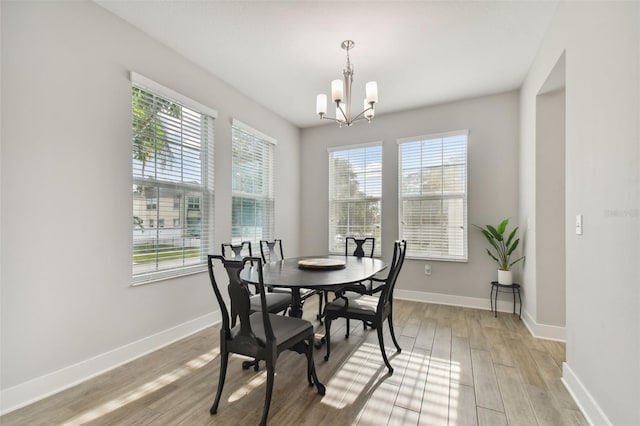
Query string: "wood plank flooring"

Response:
xmin=1 ymin=299 xmax=588 ymax=425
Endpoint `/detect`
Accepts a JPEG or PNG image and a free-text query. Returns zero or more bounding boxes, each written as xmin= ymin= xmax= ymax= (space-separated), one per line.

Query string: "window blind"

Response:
xmin=231 ymin=120 xmax=275 ymax=249
xmin=131 ymin=76 xmax=215 ymax=284
xmin=329 ymin=142 xmax=382 ymax=256
xmin=398 ymin=131 xmax=468 ymax=261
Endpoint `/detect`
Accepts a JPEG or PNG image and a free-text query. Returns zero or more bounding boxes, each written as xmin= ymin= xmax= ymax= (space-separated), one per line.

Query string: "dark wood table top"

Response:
xmin=240 ymin=255 xmax=387 ymax=290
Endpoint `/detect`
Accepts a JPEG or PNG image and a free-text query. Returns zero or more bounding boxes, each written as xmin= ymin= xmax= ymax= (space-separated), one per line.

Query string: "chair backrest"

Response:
xmin=260 ymin=239 xmax=284 ymax=263
xmin=207 ymin=255 xmax=275 ymax=346
xmin=345 ymin=236 xmax=375 ymax=258
xmin=377 ymin=240 xmax=407 ymax=311
xmin=221 ymin=241 xmax=252 ymax=261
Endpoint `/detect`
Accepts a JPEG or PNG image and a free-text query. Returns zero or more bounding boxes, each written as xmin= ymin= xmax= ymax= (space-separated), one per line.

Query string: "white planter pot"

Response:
xmin=498 ymin=270 xmax=513 ymax=285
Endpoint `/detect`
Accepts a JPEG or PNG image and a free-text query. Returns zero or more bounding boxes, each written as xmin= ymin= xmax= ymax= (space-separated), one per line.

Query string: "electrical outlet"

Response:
xmin=424 ymin=264 xmax=431 ymax=275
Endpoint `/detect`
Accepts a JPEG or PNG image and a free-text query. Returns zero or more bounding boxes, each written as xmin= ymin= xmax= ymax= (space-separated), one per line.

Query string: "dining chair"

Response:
xmin=327 ymin=236 xmax=378 ymax=332
xmin=345 ymin=236 xmax=375 ymax=258
xmin=260 ymin=239 xmax=326 ymax=321
xmin=221 ymin=241 xmax=253 ymax=260
xmin=207 ymin=255 xmax=325 ymax=426
xmin=343 ymin=236 xmax=376 ymax=294
xmin=323 ymin=240 xmax=407 ymax=374
xmin=221 ymin=241 xmax=292 ymax=370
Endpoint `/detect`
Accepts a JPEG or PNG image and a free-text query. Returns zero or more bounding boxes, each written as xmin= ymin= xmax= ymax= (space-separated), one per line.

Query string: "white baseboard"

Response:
xmin=562 ymin=362 xmax=612 ymax=426
xmin=394 ymin=289 xmax=565 ymax=341
xmin=521 ymin=309 xmax=566 ymax=341
xmin=0 ymin=311 xmax=220 ymax=415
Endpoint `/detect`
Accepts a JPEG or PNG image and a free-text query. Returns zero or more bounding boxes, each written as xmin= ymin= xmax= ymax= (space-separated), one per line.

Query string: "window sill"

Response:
xmin=131 ymin=264 xmax=208 ymax=286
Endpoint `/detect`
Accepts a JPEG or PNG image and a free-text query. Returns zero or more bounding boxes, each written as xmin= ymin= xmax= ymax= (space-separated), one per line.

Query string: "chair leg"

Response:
xmin=305 ymin=340 xmax=314 ymax=387
xmin=387 ymin=316 xmax=402 ymax=353
xmin=242 ymin=359 xmax=259 ymax=371
xmin=317 ymin=292 xmax=324 ymax=322
xmin=210 ymin=351 xmax=229 ymax=414
xmin=376 ymin=325 xmax=394 ymax=374
xmin=259 ymin=363 xmax=275 ymax=426
xmin=345 ymin=318 xmax=350 ymax=338
xmin=304 ymin=337 xmax=326 ymax=395
xmin=324 ymin=318 xmax=332 ymax=361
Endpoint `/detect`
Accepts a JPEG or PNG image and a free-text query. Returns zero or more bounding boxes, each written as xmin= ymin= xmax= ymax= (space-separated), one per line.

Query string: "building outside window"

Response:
xmin=398 ymin=130 xmax=468 ymax=261
xmin=231 ymin=119 xmax=275 ymax=249
xmin=328 ymin=142 xmax=382 ymax=256
xmin=131 ymin=73 xmax=216 ymax=284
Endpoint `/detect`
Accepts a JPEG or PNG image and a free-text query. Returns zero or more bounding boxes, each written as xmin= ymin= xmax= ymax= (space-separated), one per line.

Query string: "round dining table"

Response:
xmin=240 ymin=255 xmax=387 ymax=318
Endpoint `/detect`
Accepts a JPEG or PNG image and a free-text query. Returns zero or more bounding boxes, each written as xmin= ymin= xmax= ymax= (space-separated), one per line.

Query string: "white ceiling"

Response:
xmin=95 ymin=1 xmax=558 ymax=128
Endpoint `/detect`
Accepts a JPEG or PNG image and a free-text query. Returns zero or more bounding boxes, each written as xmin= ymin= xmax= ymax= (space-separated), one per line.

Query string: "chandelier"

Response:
xmin=316 ymin=40 xmax=378 ymax=126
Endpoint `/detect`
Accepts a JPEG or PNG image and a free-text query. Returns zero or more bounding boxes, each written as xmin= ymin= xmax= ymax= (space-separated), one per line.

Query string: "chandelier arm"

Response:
xmin=348 ymin=106 xmax=373 ymax=123
xmin=336 ymin=102 xmax=348 ymax=122
xmin=320 ymin=115 xmax=348 ymax=124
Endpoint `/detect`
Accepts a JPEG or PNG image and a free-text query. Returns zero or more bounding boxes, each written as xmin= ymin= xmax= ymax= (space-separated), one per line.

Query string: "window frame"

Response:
xmin=328 ymin=141 xmax=383 ymax=257
xmin=131 ymin=72 xmax=216 ymax=285
xmin=398 ymin=130 xmax=468 ymax=261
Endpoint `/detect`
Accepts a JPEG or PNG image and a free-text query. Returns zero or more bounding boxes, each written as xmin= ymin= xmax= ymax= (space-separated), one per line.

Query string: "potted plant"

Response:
xmin=474 ymin=218 xmax=524 ymax=285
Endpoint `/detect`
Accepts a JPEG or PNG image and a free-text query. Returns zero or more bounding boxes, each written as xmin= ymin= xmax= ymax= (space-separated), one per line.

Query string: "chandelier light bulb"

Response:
xmin=331 ymin=80 xmax=344 ymax=103
xmin=316 ymin=94 xmax=327 ymax=115
xmin=366 ymin=81 xmax=378 ymax=104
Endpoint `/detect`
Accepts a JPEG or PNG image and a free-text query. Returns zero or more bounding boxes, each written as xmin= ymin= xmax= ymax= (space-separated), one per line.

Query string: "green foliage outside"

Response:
xmin=332 ymin=157 xmax=380 ymax=238
xmin=133 ymin=244 xmax=200 ymax=264
xmin=132 ymin=86 xmax=181 ymax=180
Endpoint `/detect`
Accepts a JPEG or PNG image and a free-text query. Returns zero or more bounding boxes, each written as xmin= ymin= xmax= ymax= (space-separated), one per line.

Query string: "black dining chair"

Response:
xmin=222 ymin=241 xmax=291 ymax=317
xmin=326 ymin=236 xmax=378 ymax=332
xmin=221 ymin=241 xmax=292 ymax=370
xmin=323 ymin=240 xmax=407 ymax=374
xmin=221 ymin=241 xmax=253 ymax=261
xmin=207 ymin=255 xmax=325 ymax=426
xmin=260 ymin=239 xmax=326 ymax=321
xmin=345 ymin=236 xmax=375 ymax=258
xmin=344 ymin=236 xmax=376 ymax=293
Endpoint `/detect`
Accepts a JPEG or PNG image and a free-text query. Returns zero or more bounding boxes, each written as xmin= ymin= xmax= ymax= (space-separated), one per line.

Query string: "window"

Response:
xmin=188 ymin=196 xmax=200 ymax=210
xmin=398 ymin=130 xmax=468 ymax=261
xmin=329 ymin=142 xmax=382 ymax=256
xmin=131 ymin=73 xmax=216 ymax=284
xmin=231 ymin=119 xmax=275 ymax=248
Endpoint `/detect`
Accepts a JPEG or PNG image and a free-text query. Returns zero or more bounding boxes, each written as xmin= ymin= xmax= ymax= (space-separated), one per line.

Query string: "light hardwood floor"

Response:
xmin=1 ymin=298 xmax=588 ymax=425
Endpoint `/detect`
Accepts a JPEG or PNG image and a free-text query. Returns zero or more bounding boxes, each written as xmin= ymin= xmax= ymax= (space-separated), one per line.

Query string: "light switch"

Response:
xmin=575 ymin=214 xmax=583 ymax=235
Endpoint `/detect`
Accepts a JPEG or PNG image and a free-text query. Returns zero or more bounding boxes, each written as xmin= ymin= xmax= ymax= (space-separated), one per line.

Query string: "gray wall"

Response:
xmin=520 ymin=2 xmax=639 ymax=424
xmin=536 ymin=87 xmax=566 ymax=326
xmin=301 ymin=91 xmax=521 ymax=304
xmin=0 ymin=1 xmax=300 ymax=410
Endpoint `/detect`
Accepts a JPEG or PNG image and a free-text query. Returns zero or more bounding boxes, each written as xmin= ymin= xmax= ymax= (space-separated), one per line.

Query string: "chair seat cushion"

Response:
xmin=234 ymin=312 xmax=313 ymax=346
xmin=324 ymin=294 xmax=379 ymax=316
xmin=250 ymin=292 xmax=291 ymax=314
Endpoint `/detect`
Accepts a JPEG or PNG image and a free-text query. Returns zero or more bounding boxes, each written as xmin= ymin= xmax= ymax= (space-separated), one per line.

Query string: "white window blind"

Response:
xmin=398 ymin=131 xmax=468 ymax=261
xmin=131 ymin=75 xmax=215 ymax=284
xmin=329 ymin=143 xmax=382 ymax=256
xmin=231 ymin=120 xmax=275 ymax=249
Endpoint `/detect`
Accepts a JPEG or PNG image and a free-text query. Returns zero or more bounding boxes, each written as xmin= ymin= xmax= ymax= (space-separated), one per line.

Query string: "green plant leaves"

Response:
xmin=473 ymin=218 xmax=524 ymax=270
